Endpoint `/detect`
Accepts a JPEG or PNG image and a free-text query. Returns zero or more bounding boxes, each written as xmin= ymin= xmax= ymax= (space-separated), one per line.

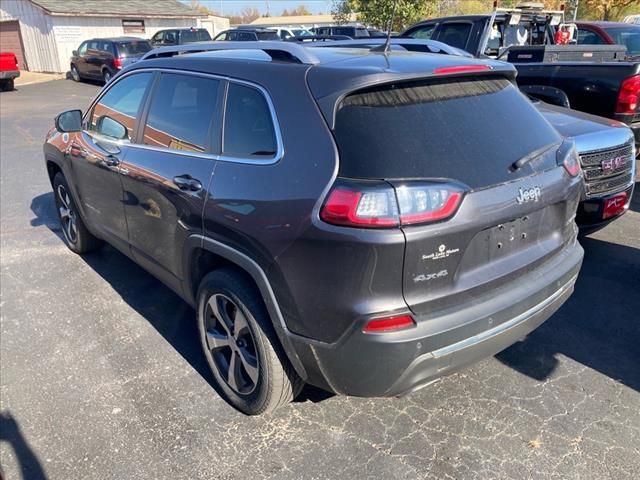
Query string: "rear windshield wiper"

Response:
xmin=511 ymin=142 xmax=559 ymax=171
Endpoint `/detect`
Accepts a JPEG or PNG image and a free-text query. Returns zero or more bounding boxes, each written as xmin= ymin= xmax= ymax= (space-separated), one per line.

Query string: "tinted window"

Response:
xmin=180 ymin=29 xmax=211 ymax=43
xmin=437 ymin=23 xmax=472 ymax=50
xmin=116 ymin=40 xmax=152 ymax=56
xmin=98 ymin=41 xmax=112 ymax=53
xmin=334 ymin=77 xmax=561 ymax=188
xmin=228 ymin=31 xmax=238 ymax=41
xmin=410 ymin=24 xmax=436 ymax=39
xmin=143 ymin=73 xmax=220 ymax=153
xmin=256 ymin=31 xmax=280 ymax=40
xmin=354 ymin=27 xmax=370 ymax=37
xmin=577 ymin=29 xmax=605 ymax=45
xmin=87 ymin=41 xmax=99 ymax=51
xmin=89 ymin=72 xmax=152 ymax=141
xmin=164 ymin=31 xmax=177 ymax=44
xmin=238 ymin=32 xmax=255 ymax=41
xmin=223 ymin=83 xmax=277 ymax=157
xmin=602 ymin=26 xmax=640 ymax=55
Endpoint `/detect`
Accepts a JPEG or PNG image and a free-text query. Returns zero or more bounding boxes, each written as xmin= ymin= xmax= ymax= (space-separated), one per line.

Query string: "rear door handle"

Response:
xmin=173 ymin=175 xmax=202 ymax=191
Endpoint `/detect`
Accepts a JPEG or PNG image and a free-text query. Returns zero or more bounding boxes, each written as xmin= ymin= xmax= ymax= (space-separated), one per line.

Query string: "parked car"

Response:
xmin=401 ymin=7 xmax=640 ymax=149
xmin=535 ymin=101 xmax=636 ymax=232
xmin=0 ymin=52 xmax=20 ymax=91
xmin=45 ymin=41 xmax=584 ymax=415
xmin=272 ymin=27 xmax=313 ymax=40
xmin=309 ymin=37 xmax=637 ymax=232
xmin=213 ymin=28 xmax=280 ymax=41
xmin=311 ymin=25 xmax=370 ymax=37
xmin=574 ymin=21 xmax=640 ymax=59
xmin=150 ymin=28 xmax=211 ymax=47
xmin=70 ymin=37 xmax=152 ymax=84
xmin=623 ymin=15 xmax=640 ymax=25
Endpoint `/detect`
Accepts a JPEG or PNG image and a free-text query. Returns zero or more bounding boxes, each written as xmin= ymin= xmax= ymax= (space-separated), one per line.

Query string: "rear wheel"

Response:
xmin=0 ymin=79 xmax=14 ymax=91
xmin=197 ymin=269 xmax=303 ymax=415
xmin=53 ymin=173 xmax=102 ymax=254
xmin=70 ymin=65 xmax=80 ymax=82
xmin=102 ymin=69 xmax=112 ymax=84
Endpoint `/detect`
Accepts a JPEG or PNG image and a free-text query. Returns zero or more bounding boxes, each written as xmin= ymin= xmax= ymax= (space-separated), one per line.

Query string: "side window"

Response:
xmin=410 ymin=24 xmax=436 ymax=39
xmin=164 ymin=31 xmax=177 ymax=45
xmin=436 ymin=22 xmax=472 ymax=50
xmin=280 ymin=30 xmax=290 ymax=39
xmin=143 ymin=73 xmax=220 ymax=153
xmin=238 ymin=32 xmax=254 ymax=41
xmin=87 ymin=41 xmax=99 ymax=51
xmin=78 ymin=42 xmax=88 ymax=55
xmin=228 ymin=31 xmax=238 ymax=41
xmin=577 ymin=28 xmax=605 ymax=45
xmin=214 ymin=32 xmax=228 ymax=41
xmin=152 ymin=31 xmax=164 ymax=44
xmin=223 ymin=83 xmax=277 ymax=158
xmin=99 ymin=41 xmax=112 ymax=54
xmin=88 ymin=72 xmax=152 ymax=142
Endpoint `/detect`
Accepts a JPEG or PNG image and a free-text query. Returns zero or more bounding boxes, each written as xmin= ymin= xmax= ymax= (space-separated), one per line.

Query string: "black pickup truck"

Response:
xmin=401 ymin=7 xmax=640 ymax=147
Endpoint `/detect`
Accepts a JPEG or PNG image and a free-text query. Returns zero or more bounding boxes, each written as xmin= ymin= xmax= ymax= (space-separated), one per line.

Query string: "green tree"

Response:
xmin=579 ymin=0 xmax=640 ymax=21
xmin=332 ymin=0 xmax=436 ymax=30
xmin=331 ymin=0 xmax=354 ymax=25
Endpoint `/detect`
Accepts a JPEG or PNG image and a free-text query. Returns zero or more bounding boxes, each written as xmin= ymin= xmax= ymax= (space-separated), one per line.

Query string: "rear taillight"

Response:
xmin=557 ymin=140 xmax=581 ymax=177
xmin=615 ymin=75 xmax=640 ymax=114
xmin=113 ymin=57 xmax=123 ymax=69
xmin=363 ymin=314 xmax=415 ymax=333
xmin=320 ymin=179 xmax=466 ymax=228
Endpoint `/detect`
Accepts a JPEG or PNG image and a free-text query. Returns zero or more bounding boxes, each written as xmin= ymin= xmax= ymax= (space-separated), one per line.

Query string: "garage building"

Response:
xmin=0 ymin=0 xmax=227 ymax=73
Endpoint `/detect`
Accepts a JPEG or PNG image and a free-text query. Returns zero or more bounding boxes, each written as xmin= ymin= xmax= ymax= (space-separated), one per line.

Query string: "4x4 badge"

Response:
xmin=516 ymin=186 xmax=541 ymax=204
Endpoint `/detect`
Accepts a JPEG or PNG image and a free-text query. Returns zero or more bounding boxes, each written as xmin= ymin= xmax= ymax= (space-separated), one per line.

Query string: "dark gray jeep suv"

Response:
xmin=44 ymin=42 xmax=584 ymax=414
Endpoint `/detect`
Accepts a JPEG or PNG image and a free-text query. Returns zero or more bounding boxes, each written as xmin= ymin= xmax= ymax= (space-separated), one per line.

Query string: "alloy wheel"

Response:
xmin=71 ymin=66 xmax=79 ymax=82
xmin=103 ymin=70 xmax=111 ymax=83
xmin=57 ymin=184 xmax=77 ymax=244
xmin=204 ymin=294 xmax=259 ymax=395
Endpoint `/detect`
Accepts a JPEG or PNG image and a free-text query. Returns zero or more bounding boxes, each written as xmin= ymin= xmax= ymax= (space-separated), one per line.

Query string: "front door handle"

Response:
xmin=173 ymin=175 xmax=202 ymax=192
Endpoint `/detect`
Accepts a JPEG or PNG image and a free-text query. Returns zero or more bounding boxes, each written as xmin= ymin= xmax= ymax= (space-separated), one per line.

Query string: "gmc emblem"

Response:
xmin=601 ymin=156 xmax=627 ymax=173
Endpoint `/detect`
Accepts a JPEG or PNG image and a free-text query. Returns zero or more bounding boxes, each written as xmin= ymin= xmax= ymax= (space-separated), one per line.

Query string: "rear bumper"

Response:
xmin=0 ymin=70 xmax=19 ymax=80
xmin=290 ymin=240 xmax=583 ymax=397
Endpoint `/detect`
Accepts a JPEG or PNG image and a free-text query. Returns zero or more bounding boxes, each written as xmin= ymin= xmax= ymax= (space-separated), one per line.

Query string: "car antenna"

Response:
xmin=372 ymin=0 xmax=398 ymax=53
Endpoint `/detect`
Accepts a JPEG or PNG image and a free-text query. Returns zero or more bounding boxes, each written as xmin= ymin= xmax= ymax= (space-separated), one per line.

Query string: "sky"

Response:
xmin=182 ymin=1 xmax=335 ymax=16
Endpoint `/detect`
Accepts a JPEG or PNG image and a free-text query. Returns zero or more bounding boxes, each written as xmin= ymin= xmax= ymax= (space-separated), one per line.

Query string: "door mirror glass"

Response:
xmin=55 ymin=109 xmax=82 ymax=132
xmin=72 ymin=50 xmax=78 ymax=56
xmin=96 ymin=115 xmax=128 ymax=140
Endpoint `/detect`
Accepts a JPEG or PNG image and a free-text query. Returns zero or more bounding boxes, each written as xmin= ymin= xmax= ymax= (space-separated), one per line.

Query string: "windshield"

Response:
xmin=116 ymin=41 xmax=152 ymax=56
xmin=603 ymin=26 xmax=640 ymax=55
xmin=334 ymin=76 xmax=560 ymax=188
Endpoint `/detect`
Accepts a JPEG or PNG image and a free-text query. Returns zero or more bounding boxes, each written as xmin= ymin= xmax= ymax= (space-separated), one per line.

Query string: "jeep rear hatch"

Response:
xmin=326 ymin=74 xmax=581 ymax=318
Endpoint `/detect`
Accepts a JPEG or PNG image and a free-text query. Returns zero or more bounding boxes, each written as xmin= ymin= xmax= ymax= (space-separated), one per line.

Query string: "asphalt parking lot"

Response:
xmin=1 ymin=79 xmax=639 ymax=480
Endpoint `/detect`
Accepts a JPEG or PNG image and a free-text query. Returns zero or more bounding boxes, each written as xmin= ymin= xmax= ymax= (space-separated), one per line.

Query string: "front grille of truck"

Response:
xmin=580 ymin=143 xmax=635 ymax=198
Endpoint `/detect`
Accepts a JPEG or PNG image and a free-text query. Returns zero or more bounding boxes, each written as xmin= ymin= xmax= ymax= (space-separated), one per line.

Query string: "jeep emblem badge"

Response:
xmin=516 ymin=186 xmax=541 ymax=204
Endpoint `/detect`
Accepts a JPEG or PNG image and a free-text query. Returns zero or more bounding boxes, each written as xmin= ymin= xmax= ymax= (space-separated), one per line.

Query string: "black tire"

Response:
xmin=70 ymin=65 xmax=80 ymax=82
xmin=53 ymin=172 xmax=102 ymax=254
xmin=0 ymin=79 xmax=13 ymax=91
xmin=197 ymin=268 xmax=303 ymax=415
xmin=102 ymin=69 xmax=112 ymax=84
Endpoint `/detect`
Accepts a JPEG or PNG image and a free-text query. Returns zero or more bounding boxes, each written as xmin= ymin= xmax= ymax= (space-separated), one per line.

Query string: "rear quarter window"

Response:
xmin=334 ymin=76 xmax=561 ymax=188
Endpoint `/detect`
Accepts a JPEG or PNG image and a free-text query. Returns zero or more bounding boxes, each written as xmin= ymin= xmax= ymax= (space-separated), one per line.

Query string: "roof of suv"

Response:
xmin=88 ymin=36 xmax=149 ymax=42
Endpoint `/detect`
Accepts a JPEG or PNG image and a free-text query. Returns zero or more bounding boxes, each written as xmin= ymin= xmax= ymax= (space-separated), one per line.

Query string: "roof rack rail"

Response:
xmin=285 ymin=35 xmax=353 ymax=42
xmin=305 ymin=38 xmax=473 ymax=57
xmin=140 ymin=41 xmax=320 ymax=65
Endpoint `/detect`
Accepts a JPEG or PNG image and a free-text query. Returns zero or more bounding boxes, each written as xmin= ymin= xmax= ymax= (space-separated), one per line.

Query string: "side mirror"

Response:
xmin=55 ymin=109 xmax=82 ymax=132
xmin=72 ymin=50 xmax=78 ymax=56
xmin=96 ymin=115 xmax=128 ymax=140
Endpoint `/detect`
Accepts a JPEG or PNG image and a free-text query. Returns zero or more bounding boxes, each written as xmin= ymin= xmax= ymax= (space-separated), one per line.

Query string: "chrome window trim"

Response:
xmin=82 ymin=67 xmax=284 ymax=165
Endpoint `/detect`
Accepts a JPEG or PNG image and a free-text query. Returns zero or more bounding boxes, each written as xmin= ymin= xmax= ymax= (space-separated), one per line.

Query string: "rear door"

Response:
xmin=84 ymin=41 xmax=102 ymax=78
xmin=333 ymin=75 xmax=578 ymax=315
xmin=121 ymin=71 xmax=223 ymax=289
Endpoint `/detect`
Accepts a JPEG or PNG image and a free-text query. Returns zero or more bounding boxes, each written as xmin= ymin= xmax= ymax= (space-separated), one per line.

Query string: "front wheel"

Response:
xmin=53 ymin=173 xmax=102 ymax=254
xmin=70 ymin=65 xmax=80 ymax=82
xmin=197 ymin=269 xmax=303 ymax=415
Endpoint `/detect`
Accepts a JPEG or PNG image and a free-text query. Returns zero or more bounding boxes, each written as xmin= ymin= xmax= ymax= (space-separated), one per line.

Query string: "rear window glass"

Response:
xmin=143 ymin=73 xmax=219 ymax=153
xmin=334 ymin=76 xmax=561 ymax=188
xmin=116 ymin=40 xmax=151 ymax=56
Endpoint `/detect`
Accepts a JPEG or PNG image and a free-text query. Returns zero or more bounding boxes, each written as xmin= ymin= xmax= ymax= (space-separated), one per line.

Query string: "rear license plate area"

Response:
xmin=487 ymin=215 xmax=537 ymax=259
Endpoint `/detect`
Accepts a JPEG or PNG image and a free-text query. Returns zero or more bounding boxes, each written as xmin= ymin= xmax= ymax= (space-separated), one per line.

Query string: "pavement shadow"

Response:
xmin=497 ymin=236 xmax=640 ymax=391
xmin=0 ymin=411 xmax=48 ymax=480
xmin=29 ymin=192 xmax=330 ymax=404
